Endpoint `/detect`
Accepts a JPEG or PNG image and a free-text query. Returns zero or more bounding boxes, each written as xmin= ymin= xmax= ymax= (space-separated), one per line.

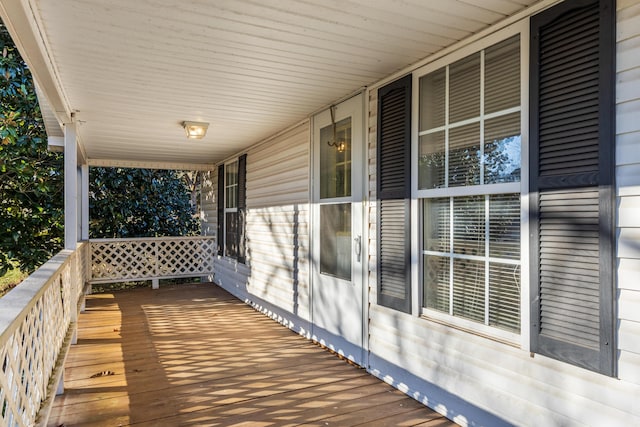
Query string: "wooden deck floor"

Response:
xmin=49 ymin=283 xmax=457 ymax=427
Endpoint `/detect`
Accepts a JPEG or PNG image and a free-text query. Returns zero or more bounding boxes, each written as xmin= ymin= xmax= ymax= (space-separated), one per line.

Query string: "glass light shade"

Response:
xmin=183 ymin=121 xmax=209 ymax=139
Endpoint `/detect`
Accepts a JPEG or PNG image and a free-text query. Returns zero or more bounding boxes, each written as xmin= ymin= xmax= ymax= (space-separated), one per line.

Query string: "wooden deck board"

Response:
xmin=48 ymin=283 xmax=457 ymax=427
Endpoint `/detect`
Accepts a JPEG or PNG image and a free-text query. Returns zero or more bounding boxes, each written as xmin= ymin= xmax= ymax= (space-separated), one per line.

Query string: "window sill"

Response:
xmin=420 ymin=309 xmax=521 ymax=348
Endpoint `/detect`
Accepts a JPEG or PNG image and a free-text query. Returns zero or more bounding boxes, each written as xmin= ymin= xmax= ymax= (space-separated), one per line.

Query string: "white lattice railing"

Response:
xmin=0 ymin=243 xmax=90 ymax=427
xmin=90 ymin=236 xmax=216 ymax=283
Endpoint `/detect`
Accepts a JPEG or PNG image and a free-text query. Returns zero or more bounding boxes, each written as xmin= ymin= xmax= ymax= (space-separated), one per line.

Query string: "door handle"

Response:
xmin=354 ymin=234 xmax=362 ymax=262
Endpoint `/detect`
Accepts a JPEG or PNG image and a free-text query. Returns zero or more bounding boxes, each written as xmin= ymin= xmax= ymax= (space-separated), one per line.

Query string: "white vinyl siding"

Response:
xmin=616 ymin=0 xmax=640 ymax=386
xmin=245 ymin=123 xmax=310 ymax=318
xmin=201 ymin=122 xmax=311 ymax=322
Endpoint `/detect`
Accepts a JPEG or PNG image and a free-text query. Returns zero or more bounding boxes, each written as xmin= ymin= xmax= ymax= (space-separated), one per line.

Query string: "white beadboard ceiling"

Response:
xmin=2 ymin=0 xmax=542 ymax=168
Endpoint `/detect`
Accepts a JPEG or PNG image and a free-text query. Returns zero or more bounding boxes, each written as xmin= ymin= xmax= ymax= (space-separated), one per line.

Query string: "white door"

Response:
xmin=311 ymin=94 xmax=365 ymax=365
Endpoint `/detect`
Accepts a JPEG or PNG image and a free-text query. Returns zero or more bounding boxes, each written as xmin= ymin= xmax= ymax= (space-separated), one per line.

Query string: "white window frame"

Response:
xmin=223 ymin=159 xmax=239 ymax=258
xmin=411 ymin=21 xmax=530 ymax=349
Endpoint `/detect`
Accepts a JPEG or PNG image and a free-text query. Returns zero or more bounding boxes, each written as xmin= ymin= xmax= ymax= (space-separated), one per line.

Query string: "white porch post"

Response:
xmin=64 ymin=121 xmax=78 ymax=250
xmin=81 ymin=163 xmax=90 ymax=241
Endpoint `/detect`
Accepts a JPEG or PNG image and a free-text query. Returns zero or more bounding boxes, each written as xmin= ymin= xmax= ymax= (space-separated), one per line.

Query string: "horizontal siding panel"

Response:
xmin=619 ymin=258 xmax=640 ymax=291
xmin=249 ymin=156 xmax=308 ymax=182
xmin=247 ymin=229 xmax=309 ymax=245
xmin=248 ymin=260 xmax=309 ymax=285
xmin=249 ymin=192 xmax=310 ymax=207
xmin=618 ymin=195 xmax=640 ymax=227
xmin=247 ymin=180 xmax=308 ymax=201
xmin=618 ymin=227 xmax=640 ymax=258
xmin=617 ymin=67 xmax=640 ymax=103
xmin=616 ymin=98 xmax=640 ymax=134
xmin=617 ymin=163 xmax=640 ymax=196
xmin=248 ymin=248 xmax=309 ymax=272
xmin=617 ymin=131 xmax=640 ymax=166
xmin=616 ymin=36 xmax=640 ymax=72
xmin=617 ymin=2 xmax=640 ymax=42
xmin=619 ymin=289 xmax=640 ymax=323
xmin=618 ymin=350 xmax=640 ymax=386
xmin=619 ymin=319 xmax=640 ymax=354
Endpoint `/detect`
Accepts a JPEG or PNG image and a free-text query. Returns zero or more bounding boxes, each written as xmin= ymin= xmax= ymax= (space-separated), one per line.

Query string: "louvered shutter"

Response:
xmin=377 ymin=75 xmax=412 ymax=313
xmin=237 ymin=154 xmax=247 ymax=264
xmin=529 ymin=0 xmax=615 ymax=375
xmin=217 ymin=164 xmax=224 ymax=256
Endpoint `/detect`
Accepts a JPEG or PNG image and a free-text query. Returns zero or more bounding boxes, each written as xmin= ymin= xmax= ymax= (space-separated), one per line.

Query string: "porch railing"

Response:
xmin=90 ymin=236 xmax=216 ymax=283
xmin=0 ymin=243 xmax=89 ymax=427
xmin=0 ymin=236 xmax=215 ymax=427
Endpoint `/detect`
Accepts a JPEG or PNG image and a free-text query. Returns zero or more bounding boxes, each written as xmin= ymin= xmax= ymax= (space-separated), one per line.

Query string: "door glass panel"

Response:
xmin=320 ymin=117 xmax=351 ymax=199
xmin=320 ymin=203 xmax=351 ymax=280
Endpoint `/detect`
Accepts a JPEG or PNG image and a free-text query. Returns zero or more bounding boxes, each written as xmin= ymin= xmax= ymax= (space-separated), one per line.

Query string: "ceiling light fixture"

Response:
xmin=182 ymin=121 xmax=209 ymax=139
xmin=326 ymin=106 xmax=346 ymax=152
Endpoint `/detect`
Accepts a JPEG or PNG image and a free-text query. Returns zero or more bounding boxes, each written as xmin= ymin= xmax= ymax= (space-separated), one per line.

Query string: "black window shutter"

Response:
xmin=237 ymin=154 xmax=247 ymax=264
xmin=529 ymin=0 xmax=615 ymax=375
xmin=217 ymin=164 xmax=224 ymax=256
xmin=377 ymin=74 xmax=412 ymax=313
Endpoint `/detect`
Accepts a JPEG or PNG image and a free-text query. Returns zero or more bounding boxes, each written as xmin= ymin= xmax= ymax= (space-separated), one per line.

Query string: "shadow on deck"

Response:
xmin=49 ymin=283 xmax=456 ymax=427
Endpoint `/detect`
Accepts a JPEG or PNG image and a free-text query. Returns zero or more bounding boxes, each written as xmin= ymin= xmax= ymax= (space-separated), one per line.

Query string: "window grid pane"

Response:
xmin=484 ymin=113 xmax=521 ymax=184
xmin=452 ymin=258 xmax=485 ymax=323
xmin=424 ymin=198 xmax=450 ymax=252
xmin=453 ymin=196 xmax=484 ymax=256
xmin=424 ymin=255 xmax=450 ymax=313
xmin=419 ymin=131 xmax=446 ymax=189
xmin=449 ymin=123 xmax=481 ymax=187
xmin=420 ymin=67 xmax=446 ymax=130
xmin=484 ymin=35 xmax=521 ymax=114
xmin=449 ymin=53 xmax=481 ymax=123
xmin=489 ymin=194 xmax=520 ymax=259
xmin=489 ymin=262 xmax=521 ymax=332
xmin=225 ymin=161 xmax=238 ymax=209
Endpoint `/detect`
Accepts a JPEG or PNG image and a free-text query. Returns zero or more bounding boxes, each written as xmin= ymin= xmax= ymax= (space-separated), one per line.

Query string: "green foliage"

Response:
xmin=0 ymin=21 xmax=63 ymax=275
xmin=89 ymin=167 xmax=199 ymax=238
xmin=0 ymin=260 xmax=27 ymax=297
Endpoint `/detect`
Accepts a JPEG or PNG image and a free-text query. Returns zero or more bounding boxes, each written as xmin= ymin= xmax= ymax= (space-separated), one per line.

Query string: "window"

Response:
xmin=224 ymin=160 xmax=239 ymax=258
xmin=418 ymin=35 xmax=522 ymax=340
xmin=376 ymin=0 xmax=614 ymax=376
xmin=217 ymin=155 xmax=247 ymax=263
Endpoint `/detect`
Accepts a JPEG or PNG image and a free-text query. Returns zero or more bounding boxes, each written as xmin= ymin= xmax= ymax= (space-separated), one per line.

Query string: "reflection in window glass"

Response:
xmin=424 ymin=255 xmax=449 ymax=313
xmin=449 ymin=53 xmax=480 ymax=123
xmin=453 ymin=196 xmax=484 ymax=256
xmin=320 ymin=117 xmax=351 ymax=199
xmin=420 ymin=67 xmax=446 ymax=130
xmin=489 ymin=262 xmax=521 ymax=332
xmin=423 ymin=198 xmax=449 ymax=252
xmin=489 ymin=194 xmax=520 ymax=259
xmin=485 ymin=35 xmax=520 ymax=114
xmin=225 ymin=161 xmax=238 ymax=209
xmin=225 ymin=212 xmax=238 ymax=258
xmin=320 ymin=203 xmax=351 ymax=280
xmin=452 ymin=258 xmax=485 ymax=323
xmin=485 ymin=113 xmax=521 ymax=184
xmin=419 ymin=131 xmax=446 ymax=189
xmin=449 ymin=123 xmax=480 ymax=187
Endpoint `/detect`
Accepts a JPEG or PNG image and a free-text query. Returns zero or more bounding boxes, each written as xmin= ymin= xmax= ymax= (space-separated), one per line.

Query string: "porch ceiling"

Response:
xmin=1 ymin=0 xmax=541 ymax=168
